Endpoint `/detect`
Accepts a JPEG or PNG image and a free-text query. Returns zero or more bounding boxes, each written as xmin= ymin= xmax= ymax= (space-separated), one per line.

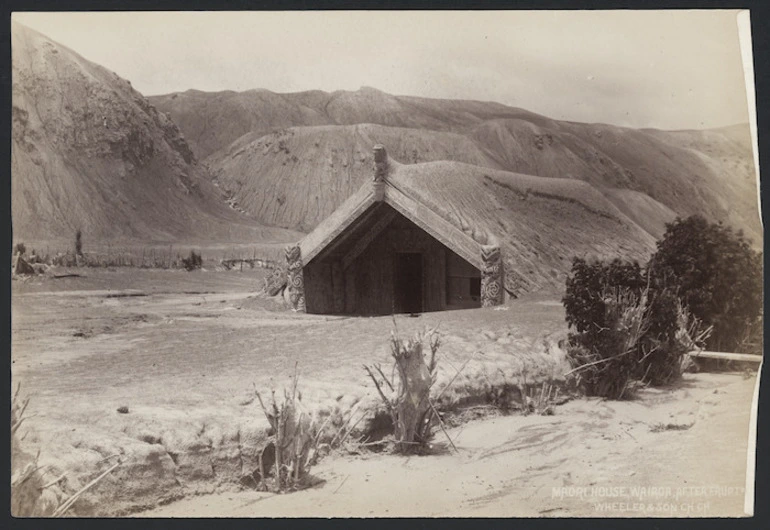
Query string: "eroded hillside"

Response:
xmin=11 ymin=19 xmax=759 ymax=295
xmin=151 ymin=87 xmax=760 ymax=244
xmin=206 ymin=124 xmax=503 ymax=231
xmin=11 ymin=22 xmax=300 ymax=245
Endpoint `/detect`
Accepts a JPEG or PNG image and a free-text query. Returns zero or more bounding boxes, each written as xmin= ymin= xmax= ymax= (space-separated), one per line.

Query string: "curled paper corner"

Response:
xmin=737 ymin=10 xmax=762 ymax=230
xmin=743 ymin=358 xmax=762 ymax=516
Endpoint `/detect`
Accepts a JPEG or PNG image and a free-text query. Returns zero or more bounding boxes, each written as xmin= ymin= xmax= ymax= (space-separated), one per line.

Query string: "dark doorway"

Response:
xmin=394 ymin=253 xmax=423 ymax=314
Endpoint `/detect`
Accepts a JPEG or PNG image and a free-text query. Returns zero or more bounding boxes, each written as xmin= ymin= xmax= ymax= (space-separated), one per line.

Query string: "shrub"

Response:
xmin=181 ymin=250 xmax=202 ymax=271
xmin=564 ymin=285 xmax=650 ymax=399
xmin=563 ymin=258 xmax=645 ymax=350
xmin=562 ymin=258 xmax=711 ymax=398
xmin=649 ymin=216 xmax=762 ymax=353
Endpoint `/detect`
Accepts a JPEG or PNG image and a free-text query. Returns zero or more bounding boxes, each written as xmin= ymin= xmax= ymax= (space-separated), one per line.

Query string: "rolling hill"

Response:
xmin=11 ymin=22 xmax=759 ymax=295
xmin=11 ymin=22 xmax=300 ymax=245
xmin=151 ymin=87 xmax=760 ymax=245
xmin=205 ymin=124 xmax=504 ymax=231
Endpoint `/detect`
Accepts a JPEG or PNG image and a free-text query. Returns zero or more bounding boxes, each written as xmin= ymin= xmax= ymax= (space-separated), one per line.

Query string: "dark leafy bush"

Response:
xmin=649 ymin=216 xmax=762 ymax=353
xmin=641 ymin=292 xmax=710 ymax=386
xmin=563 ymin=258 xmax=644 ymax=344
xmin=564 ymin=286 xmax=650 ymax=399
xmin=563 ymin=257 xmax=710 ymax=399
xmin=182 ymin=250 xmax=203 ymax=271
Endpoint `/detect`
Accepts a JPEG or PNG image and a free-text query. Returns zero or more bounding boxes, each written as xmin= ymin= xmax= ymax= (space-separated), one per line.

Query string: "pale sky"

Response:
xmin=13 ymin=10 xmax=753 ymax=130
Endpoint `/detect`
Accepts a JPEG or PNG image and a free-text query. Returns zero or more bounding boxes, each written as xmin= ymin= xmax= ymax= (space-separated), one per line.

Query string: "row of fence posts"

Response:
xmin=15 ymin=245 xmax=278 ymax=270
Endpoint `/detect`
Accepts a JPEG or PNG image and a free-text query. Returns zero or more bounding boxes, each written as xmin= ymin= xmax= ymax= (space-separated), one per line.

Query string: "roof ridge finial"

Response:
xmin=373 ymin=144 xmax=389 ymax=182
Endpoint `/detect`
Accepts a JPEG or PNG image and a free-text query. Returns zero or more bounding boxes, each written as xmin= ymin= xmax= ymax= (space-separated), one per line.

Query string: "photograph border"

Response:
xmin=1 ymin=0 xmax=767 ymax=528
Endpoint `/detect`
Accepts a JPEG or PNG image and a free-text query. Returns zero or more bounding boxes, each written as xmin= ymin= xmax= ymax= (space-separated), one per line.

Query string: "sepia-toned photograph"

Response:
xmin=9 ymin=9 xmax=763 ymax=518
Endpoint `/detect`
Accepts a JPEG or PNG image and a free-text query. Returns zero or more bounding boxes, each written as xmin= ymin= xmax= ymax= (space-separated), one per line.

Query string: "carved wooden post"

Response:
xmin=285 ymin=244 xmax=306 ymax=312
xmin=372 ymin=144 xmax=388 ymax=201
xmin=373 ymin=144 xmax=389 ymax=181
xmin=480 ymin=245 xmax=504 ymax=307
xmin=373 ymin=178 xmax=386 ymax=201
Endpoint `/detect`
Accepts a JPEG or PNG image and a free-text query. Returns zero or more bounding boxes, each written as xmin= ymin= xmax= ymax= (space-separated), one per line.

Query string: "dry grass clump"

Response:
xmin=254 ymin=368 xmax=318 ymax=493
xmin=11 ymin=384 xmax=120 ymax=517
xmin=525 ymin=381 xmax=559 ymax=416
xmin=649 ymin=421 xmax=694 ymax=433
xmin=641 ymin=298 xmax=711 ymax=385
xmin=11 ymin=384 xmax=47 ymax=516
xmin=428 ymin=344 xmax=566 ymax=419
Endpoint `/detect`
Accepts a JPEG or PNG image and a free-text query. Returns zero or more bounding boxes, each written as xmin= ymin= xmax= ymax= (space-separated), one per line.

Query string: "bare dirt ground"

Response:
xmin=12 ymin=268 xmax=565 ymax=418
xmin=11 ymin=267 xmax=567 ymax=515
xmin=143 ymin=372 xmax=757 ymax=518
xmin=11 ymin=268 xmax=758 ymax=517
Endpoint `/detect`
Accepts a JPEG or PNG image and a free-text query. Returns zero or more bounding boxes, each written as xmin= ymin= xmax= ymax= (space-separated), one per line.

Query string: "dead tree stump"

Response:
xmin=366 ymin=330 xmax=440 ymax=453
xmin=392 ymin=338 xmax=432 ymax=451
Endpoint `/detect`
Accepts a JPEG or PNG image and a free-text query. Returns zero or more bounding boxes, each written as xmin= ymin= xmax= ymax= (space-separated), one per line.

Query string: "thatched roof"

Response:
xmin=297 ymin=145 xmax=661 ymax=295
xmin=299 ymin=157 xmax=489 ymax=270
xmin=308 ymin=148 xmax=632 ymax=269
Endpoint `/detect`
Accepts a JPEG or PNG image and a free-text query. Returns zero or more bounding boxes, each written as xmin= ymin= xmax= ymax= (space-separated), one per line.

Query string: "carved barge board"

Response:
xmin=311 ymin=202 xmax=383 ymax=265
xmin=384 ymin=184 xmax=484 ymax=271
xmin=300 ymin=185 xmax=377 ymax=265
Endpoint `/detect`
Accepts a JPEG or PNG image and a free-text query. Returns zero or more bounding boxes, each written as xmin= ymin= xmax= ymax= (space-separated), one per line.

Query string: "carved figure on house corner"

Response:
xmin=480 ymin=245 xmax=504 ymax=307
xmin=285 ymin=244 xmax=306 ymax=312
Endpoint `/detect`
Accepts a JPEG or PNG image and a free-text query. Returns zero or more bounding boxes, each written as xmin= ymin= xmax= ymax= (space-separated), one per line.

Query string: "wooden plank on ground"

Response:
xmin=688 ymin=351 xmax=762 ymax=363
